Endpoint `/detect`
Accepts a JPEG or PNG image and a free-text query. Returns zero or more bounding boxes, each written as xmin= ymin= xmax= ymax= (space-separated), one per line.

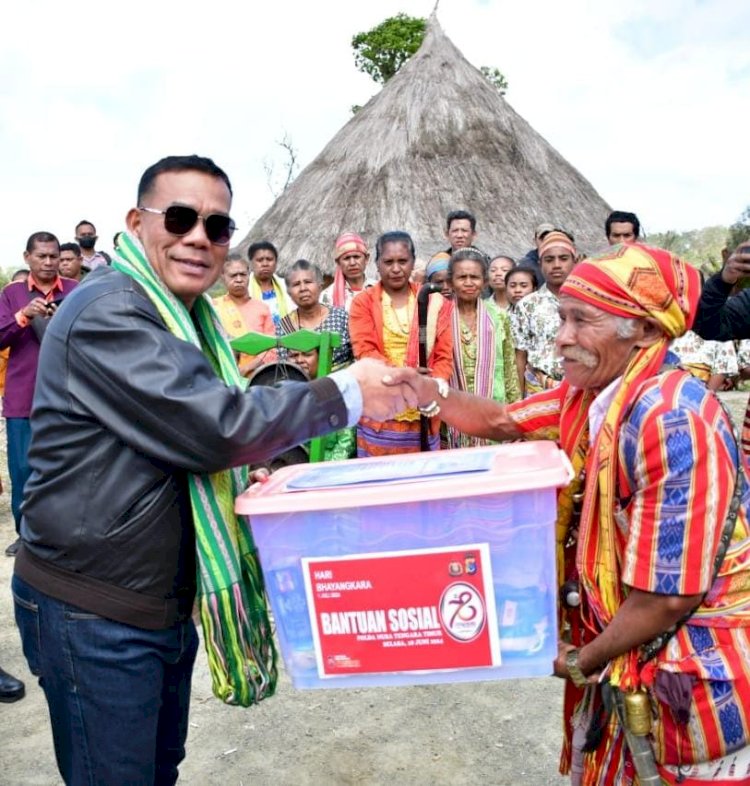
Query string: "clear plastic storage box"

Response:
xmin=236 ymin=442 xmax=572 ymax=689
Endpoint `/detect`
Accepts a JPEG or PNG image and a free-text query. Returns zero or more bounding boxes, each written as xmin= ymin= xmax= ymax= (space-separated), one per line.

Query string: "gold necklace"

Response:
xmin=386 ymin=294 xmax=414 ymax=335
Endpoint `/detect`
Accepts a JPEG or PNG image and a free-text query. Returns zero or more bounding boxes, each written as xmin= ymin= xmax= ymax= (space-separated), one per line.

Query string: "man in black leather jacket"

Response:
xmin=11 ymin=154 xmax=414 ymax=785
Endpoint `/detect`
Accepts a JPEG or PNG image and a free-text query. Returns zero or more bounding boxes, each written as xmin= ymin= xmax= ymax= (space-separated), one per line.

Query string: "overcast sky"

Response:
xmin=2 ymin=0 xmax=748 ymax=268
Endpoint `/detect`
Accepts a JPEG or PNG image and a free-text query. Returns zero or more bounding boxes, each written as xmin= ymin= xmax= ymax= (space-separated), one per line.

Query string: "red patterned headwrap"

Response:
xmin=332 ymin=233 xmax=369 ymax=307
xmin=561 ymin=243 xmax=703 ymax=700
xmin=538 ymin=230 xmax=576 ymax=260
xmin=560 ymin=243 xmax=701 ymax=338
xmin=334 ymin=232 xmax=368 ymax=261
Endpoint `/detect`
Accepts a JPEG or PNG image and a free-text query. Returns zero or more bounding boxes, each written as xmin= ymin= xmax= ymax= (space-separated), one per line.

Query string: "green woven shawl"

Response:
xmin=113 ymin=231 xmax=277 ymax=706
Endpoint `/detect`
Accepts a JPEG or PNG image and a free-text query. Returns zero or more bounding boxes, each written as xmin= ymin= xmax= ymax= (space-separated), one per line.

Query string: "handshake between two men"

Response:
xmin=345 ymin=359 xmax=441 ymax=423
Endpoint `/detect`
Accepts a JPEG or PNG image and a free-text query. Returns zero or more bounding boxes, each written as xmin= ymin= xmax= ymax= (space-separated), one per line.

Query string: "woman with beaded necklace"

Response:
xmin=349 ymin=231 xmax=454 ymax=455
xmin=446 ymin=248 xmax=521 ymax=448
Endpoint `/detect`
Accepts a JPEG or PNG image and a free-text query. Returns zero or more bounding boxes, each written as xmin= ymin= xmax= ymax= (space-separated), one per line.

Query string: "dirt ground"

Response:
xmin=1 ymin=392 xmax=747 ymax=786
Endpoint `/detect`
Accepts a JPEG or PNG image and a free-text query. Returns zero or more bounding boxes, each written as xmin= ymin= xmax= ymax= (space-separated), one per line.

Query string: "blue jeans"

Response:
xmin=6 ymin=417 xmax=31 ymax=534
xmin=12 ymin=576 xmax=199 ymax=785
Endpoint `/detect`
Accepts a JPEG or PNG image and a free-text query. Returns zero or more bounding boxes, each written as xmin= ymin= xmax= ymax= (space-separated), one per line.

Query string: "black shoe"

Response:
xmin=0 ymin=668 xmax=25 ymax=703
xmin=4 ymin=538 xmax=20 ymax=557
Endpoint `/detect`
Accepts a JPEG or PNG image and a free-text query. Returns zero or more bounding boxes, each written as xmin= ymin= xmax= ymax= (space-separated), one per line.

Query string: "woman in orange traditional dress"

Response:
xmin=349 ymin=231 xmax=453 ymax=455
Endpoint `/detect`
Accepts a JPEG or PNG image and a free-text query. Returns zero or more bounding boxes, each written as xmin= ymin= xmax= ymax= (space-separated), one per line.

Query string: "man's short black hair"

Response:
xmin=446 ymin=210 xmax=477 ymax=232
xmin=25 ymin=232 xmax=59 ymax=253
xmin=60 ymin=242 xmax=82 ymax=256
xmin=605 ymin=211 xmax=641 ymax=239
xmin=137 ymin=155 xmax=233 ymax=203
xmin=247 ymin=241 xmax=278 ymax=261
xmin=75 ymin=220 xmax=96 ymax=233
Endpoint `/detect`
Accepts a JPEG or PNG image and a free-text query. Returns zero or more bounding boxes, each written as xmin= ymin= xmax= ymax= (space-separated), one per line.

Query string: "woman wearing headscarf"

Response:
xmin=425 ymin=252 xmax=453 ymax=299
xmin=349 ymin=231 xmax=453 ymax=455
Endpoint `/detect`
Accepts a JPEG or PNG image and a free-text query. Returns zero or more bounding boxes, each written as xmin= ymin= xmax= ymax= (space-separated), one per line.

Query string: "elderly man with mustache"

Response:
xmin=392 ymin=243 xmax=750 ymax=786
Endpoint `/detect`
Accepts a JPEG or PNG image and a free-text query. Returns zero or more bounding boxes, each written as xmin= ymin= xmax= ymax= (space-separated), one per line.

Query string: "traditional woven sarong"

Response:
xmin=356 ymin=417 xmax=439 ymax=456
xmin=350 ymin=282 xmax=453 ymax=456
xmin=114 ymin=232 xmax=277 ymax=707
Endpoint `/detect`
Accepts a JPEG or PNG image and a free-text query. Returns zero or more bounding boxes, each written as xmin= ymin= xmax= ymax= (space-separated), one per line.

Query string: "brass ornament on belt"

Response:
xmin=623 ymin=690 xmax=652 ymax=736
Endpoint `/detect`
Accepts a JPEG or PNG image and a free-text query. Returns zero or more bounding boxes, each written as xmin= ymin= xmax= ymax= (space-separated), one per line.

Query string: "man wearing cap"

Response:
xmin=321 ymin=232 xmax=376 ymax=312
xmin=511 ymin=230 xmax=577 ymax=396
xmin=393 ymin=242 xmax=750 ymax=785
xmin=518 ymin=222 xmax=557 ymax=282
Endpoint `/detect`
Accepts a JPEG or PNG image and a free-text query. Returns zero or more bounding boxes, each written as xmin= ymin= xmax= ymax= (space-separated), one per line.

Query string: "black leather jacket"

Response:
xmin=16 ymin=267 xmax=348 ymax=629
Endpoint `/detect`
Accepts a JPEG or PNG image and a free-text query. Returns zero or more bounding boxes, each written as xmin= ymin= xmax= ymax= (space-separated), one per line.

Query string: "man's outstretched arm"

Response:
xmin=383 ymin=368 xmax=523 ymax=442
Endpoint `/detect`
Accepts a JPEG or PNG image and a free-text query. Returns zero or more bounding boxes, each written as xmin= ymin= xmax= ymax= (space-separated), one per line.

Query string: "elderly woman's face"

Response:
xmin=556 ymin=296 xmax=645 ymax=390
xmin=287 ymin=268 xmax=321 ymax=308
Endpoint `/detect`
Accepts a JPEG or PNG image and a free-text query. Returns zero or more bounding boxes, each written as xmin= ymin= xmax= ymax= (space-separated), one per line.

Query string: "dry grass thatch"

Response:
xmin=236 ymin=14 xmax=611 ymax=274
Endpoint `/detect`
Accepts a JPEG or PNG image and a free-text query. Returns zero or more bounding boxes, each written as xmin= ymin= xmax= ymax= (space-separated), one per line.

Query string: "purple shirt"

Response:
xmin=0 ymin=276 xmax=78 ymax=418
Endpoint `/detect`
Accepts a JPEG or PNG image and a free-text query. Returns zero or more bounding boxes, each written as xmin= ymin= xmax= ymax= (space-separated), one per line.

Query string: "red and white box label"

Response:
xmin=302 ymin=544 xmax=500 ymax=677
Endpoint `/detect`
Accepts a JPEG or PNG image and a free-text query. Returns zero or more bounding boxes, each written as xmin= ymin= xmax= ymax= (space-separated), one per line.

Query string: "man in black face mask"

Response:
xmin=74 ymin=220 xmax=111 ymax=271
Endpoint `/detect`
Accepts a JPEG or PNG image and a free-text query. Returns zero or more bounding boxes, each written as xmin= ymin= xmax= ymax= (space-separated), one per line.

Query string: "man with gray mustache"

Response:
xmin=395 ymin=243 xmax=750 ymax=785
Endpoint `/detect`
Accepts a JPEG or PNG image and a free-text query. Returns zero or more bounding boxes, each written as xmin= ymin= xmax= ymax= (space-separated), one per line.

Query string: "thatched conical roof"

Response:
xmin=237 ymin=14 xmax=610 ymax=273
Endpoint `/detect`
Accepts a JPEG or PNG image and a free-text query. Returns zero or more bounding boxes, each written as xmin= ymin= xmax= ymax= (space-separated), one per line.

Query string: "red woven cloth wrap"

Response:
xmin=557 ymin=244 xmax=702 ymax=783
xmin=332 ymin=232 xmax=368 ymax=308
xmin=560 ymin=243 xmax=701 ymax=336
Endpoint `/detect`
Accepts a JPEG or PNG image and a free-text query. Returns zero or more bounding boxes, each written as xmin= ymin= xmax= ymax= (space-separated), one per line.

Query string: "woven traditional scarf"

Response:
xmin=561 ymin=244 xmax=701 ymax=691
xmin=113 ymin=232 xmax=277 ymax=706
xmin=555 ymin=245 xmax=700 ymax=782
xmin=448 ymin=299 xmax=496 ymax=448
xmin=249 ymin=273 xmax=290 ymax=318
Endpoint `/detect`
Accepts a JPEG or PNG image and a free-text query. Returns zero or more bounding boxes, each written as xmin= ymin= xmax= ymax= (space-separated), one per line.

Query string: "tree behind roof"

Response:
xmin=351 ymin=13 xmax=427 ymax=85
xmin=351 ymin=13 xmax=509 ymax=96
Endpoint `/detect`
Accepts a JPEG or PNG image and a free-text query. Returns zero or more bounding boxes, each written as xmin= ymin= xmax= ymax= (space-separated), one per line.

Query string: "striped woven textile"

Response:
xmin=113 ymin=232 xmax=277 ymax=706
xmin=507 ymin=367 xmax=750 ymax=784
xmin=356 ymin=417 xmax=439 ymax=456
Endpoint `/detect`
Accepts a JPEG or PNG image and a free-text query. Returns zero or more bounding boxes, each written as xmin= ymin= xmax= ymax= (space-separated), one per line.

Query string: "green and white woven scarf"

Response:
xmin=113 ymin=231 xmax=277 ymax=706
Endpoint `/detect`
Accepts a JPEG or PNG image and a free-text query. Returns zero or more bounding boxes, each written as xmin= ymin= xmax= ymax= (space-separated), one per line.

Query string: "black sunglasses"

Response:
xmin=138 ymin=205 xmax=236 ymax=246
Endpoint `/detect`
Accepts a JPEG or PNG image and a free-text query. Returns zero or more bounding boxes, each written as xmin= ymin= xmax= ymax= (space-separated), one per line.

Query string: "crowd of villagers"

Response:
xmin=216 ymin=223 xmax=546 ymax=460
xmin=214 ymin=212 xmax=745 ymax=463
